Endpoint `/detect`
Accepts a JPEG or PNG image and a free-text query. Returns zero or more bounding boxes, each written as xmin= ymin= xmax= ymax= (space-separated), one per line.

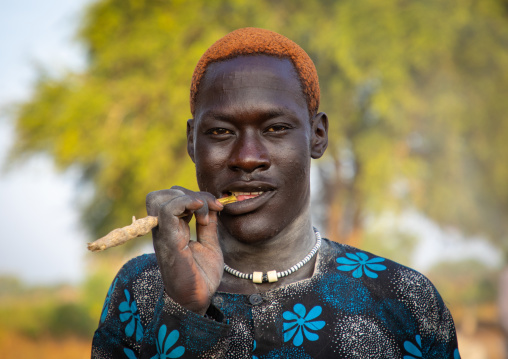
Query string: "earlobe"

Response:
xmin=187 ymin=119 xmax=196 ymax=163
xmin=310 ymin=112 xmax=329 ymax=159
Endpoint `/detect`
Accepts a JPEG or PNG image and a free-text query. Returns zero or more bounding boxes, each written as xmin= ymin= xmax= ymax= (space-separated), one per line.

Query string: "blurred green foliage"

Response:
xmin=0 ymin=276 xmax=96 ymax=339
xmin=8 ymin=0 xmax=508 ymax=263
xmin=427 ymin=260 xmax=499 ymax=307
xmin=46 ymin=303 xmax=96 ymax=338
xmin=0 ymin=257 xmax=129 ymax=340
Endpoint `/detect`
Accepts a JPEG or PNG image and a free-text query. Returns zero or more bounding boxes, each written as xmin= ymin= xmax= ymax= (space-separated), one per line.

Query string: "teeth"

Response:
xmin=231 ymin=191 xmax=263 ymax=196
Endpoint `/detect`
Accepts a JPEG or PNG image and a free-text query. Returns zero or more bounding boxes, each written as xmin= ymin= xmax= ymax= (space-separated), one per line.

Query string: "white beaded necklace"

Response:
xmin=223 ymin=228 xmax=322 ymax=283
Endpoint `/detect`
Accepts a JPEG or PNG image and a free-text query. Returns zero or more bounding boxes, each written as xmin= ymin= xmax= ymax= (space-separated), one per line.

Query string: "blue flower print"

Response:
xmin=283 ymin=304 xmax=326 ymax=347
xmin=252 ymin=340 xmax=258 ymax=359
xmin=101 ymin=278 xmax=118 ymax=323
xmin=454 ymin=348 xmax=461 ymax=359
xmin=124 ymin=348 xmax=137 ymax=359
xmin=119 ymin=289 xmax=143 ymax=342
xmin=151 ymin=325 xmax=185 ymax=359
xmin=336 ymin=252 xmax=387 ymax=278
xmin=403 ymin=335 xmax=422 ymax=359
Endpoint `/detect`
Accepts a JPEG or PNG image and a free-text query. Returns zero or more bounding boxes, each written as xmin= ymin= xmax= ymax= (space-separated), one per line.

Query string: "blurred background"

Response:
xmin=1 ymin=0 xmax=507 ymax=357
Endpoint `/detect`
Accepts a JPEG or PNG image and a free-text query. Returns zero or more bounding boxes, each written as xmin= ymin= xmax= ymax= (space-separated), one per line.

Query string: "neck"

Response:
xmin=217 ymin=206 xmax=317 ymax=292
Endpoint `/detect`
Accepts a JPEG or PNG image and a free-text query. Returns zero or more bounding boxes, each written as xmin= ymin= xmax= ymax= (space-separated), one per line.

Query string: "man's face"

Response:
xmin=189 ymin=55 xmax=319 ymax=243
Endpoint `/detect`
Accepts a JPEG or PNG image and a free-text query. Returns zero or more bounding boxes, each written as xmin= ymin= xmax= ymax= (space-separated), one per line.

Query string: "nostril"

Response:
xmin=227 ymin=134 xmax=271 ymax=172
xmin=228 ymin=159 xmax=270 ymax=173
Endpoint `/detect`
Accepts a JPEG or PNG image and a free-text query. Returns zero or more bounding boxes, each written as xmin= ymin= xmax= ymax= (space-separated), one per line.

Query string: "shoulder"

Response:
xmin=93 ymin=253 xmax=162 ymax=353
xmin=119 ymin=252 xmax=159 ymax=275
xmin=322 ymin=238 xmax=442 ymax=300
xmin=320 ymin=238 xmax=455 ymax=331
xmin=114 ymin=253 xmax=161 ymax=289
xmin=322 ymin=237 xmax=434 ymax=286
xmin=306 ymin=238 xmax=459 ymax=356
xmin=111 ymin=253 xmax=164 ymax=325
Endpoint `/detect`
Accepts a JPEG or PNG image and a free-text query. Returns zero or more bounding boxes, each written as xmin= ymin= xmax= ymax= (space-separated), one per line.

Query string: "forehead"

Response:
xmin=194 ymin=55 xmax=308 ymax=119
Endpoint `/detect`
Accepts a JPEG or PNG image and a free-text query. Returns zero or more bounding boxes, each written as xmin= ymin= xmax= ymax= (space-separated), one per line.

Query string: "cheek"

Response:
xmin=194 ymin=145 xmax=232 ymax=190
xmin=275 ymin=146 xmax=311 ymax=185
xmin=195 ymin=167 xmax=208 ymax=190
xmin=195 ymin=145 xmax=224 ymax=168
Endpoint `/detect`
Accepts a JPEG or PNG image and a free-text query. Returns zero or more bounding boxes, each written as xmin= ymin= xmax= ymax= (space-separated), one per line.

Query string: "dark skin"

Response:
xmin=146 ymin=55 xmax=328 ymax=315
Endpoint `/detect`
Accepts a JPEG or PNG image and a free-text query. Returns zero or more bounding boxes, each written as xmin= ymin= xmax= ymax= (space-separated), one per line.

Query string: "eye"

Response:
xmin=206 ymin=128 xmax=234 ymax=136
xmin=265 ymin=124 xmax=291 ymax=133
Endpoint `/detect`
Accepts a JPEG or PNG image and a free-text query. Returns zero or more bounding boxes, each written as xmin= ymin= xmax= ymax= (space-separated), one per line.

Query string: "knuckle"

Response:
xmin=146 ymin=191 xmax=157 ymax=204
xmin=146 ymin=191 xmax=160 ymax=213
xmin=159 ymin=202 xmax=173 ymax=216
xmin=196 ymin=201 xmax=209 ymax=214
xmin=198 ymin=191 xmax=216 ymax=202
xmin=170 ymin=185 xmax=187 ymax=193
xmin=169 ymin=188 xmax=186 ymax=198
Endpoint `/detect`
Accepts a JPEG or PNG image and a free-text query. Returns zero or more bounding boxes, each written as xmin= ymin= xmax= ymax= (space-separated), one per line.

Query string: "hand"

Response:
xmin=146 ymin=186 xmax=224 ymax=315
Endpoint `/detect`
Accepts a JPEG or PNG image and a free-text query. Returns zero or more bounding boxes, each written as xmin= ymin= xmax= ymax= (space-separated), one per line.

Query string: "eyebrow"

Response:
xmin=200 ymin=108 xmax=291 ymax=122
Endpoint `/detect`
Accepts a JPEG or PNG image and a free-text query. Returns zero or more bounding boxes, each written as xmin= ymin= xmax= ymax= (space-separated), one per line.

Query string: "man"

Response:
xmin=92 ymin=28 xmax=460 ymax=358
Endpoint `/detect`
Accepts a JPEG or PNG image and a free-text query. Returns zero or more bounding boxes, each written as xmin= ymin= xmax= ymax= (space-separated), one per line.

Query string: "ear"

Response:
xmin=187 ymin=119 xmax=195 ymax=163
xmin=310 ymin=112 xmax=328 ymax=159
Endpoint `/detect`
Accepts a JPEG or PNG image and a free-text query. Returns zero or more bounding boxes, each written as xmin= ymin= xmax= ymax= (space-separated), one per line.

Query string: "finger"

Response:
xmin=196 ymin=211 xmax=220 ymax=249
xmin=146 ymin=188 xmax=186 ymax=216
xmin=172 ymin=186 xmax=224 ymax=212
xmin=166 ymin=189 xmax=209 ymax=226
xmin=155 ymin=196 xmax=205 ymax=252
xmin=194 ymin=203 xmax=210 ymax=226
xmin=158 ymin=195 xmax=205 ymax=231
xmin=169 ymin=187 xmax=223 ymax=226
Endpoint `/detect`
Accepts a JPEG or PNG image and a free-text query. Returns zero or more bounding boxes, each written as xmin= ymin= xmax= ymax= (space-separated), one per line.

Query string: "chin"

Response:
xmin=219 ymin=215 xmax=289 ymax=244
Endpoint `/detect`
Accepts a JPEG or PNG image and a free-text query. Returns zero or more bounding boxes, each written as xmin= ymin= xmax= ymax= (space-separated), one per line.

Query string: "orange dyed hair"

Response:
xmin=190 ymin=27 xmax=320 ymax=117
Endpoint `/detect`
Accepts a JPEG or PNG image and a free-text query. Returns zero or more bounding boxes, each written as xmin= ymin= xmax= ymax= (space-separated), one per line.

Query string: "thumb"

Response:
xmin=196 ymin=211 xmax=220 ymax=249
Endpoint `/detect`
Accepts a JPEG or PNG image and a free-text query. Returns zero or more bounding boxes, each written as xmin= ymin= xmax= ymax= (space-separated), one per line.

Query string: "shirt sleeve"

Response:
xmin=91 ymin=271 xmax=138 ymax=359
xmin=394 ymin=267 xmax=461 ymax=359
xmin=91 ymin=255 xmax=231 ymax=359
xmin=139 ymin=292 xmax=231 ymax=358
xmin=426 ymin=288 xmax=461 ymax=358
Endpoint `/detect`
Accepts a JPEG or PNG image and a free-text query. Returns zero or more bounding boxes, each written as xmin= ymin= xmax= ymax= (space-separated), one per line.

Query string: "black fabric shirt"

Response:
xmin=92 ymin=238 xmax=460 ymax=358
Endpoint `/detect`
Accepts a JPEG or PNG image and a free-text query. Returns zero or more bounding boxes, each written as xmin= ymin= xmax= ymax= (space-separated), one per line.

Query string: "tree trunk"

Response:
xmin=320 ymin=162 xmax=364 ymax=248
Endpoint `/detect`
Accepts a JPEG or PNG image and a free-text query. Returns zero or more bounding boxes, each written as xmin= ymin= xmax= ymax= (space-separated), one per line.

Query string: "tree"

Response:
xmin=9 ymin=0 xmax=278 ymax=242
xmin=9 ymin=0 xmax=508 ymax=265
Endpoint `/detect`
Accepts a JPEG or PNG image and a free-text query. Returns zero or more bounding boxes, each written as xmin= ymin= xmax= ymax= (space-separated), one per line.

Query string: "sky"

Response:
xmin=0 ymin=0 xmax=93 ymax=284
xmin=0 ymin=0 xmax=502 ymax=286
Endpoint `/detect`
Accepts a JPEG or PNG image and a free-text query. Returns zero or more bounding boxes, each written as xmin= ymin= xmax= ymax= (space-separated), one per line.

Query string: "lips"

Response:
xmin=220 ymin=182 xmax=276 ymax=214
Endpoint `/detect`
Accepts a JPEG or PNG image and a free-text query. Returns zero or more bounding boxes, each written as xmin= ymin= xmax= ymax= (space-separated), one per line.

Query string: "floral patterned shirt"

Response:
xmin=92 ymin=238 xmax=460 ymax=358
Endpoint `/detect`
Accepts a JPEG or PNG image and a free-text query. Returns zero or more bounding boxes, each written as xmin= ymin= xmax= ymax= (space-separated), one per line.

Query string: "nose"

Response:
xmin=227 ymin=132 xmax=270 ymax=172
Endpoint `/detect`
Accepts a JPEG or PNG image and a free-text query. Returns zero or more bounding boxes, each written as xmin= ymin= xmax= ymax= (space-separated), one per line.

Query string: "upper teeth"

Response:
xmin=232 ymin=191 xmax=263 ymax=196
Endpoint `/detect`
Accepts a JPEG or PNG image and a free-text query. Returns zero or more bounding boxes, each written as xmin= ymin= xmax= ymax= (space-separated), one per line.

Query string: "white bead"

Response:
xmin=253 ymin=271 xmax=263 ymax=283
xmin=267 ymin=270 xmax=278 ymax=283
xmin=224 ymin=230 xmax=322 ymax=283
